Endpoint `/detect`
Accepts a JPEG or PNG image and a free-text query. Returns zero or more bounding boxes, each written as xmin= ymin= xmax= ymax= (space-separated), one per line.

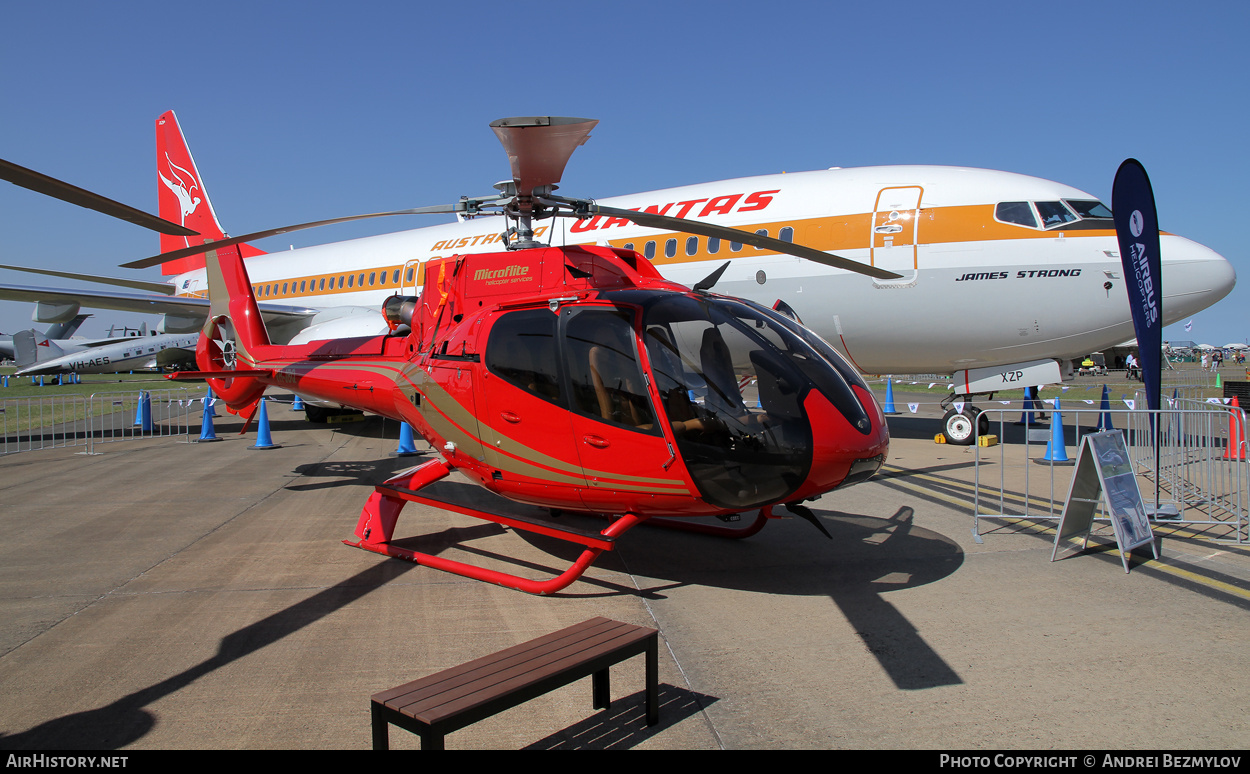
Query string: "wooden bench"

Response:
xmin=371 ymin=617 xmax=659 ymax=749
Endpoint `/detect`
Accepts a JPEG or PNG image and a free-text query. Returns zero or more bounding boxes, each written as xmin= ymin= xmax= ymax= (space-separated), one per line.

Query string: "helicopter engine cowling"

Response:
xmin=382 ymin=295 xmax=421 ymax=332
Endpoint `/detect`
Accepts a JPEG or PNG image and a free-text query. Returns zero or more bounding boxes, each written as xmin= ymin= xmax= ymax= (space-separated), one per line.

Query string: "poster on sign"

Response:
xmin=1051 ymin=431 xmax=1158 ymax=573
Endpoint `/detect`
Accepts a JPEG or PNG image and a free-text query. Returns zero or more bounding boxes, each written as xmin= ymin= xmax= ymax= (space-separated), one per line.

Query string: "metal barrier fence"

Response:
xmin=971 ymin=403 xmax=1248 ymax=544
xmin=0 ymin=388 xmax=206 ymax=456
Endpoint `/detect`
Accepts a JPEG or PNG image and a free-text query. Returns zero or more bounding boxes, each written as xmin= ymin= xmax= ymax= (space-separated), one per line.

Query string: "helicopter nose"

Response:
xmin=1159 ymin=234 xmax=1236 ymax=321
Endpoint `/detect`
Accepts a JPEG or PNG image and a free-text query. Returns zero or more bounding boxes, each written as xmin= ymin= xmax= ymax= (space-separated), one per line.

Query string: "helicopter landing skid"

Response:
xmin=345 ymin=459 xmax=648 ymax=595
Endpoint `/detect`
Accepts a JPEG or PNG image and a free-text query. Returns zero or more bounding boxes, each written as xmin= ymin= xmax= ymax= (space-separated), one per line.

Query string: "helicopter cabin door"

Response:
xmin=479 ymin=307 xmax=588 ymax=509
xmin=869 ymin=185 xmax=922 ymax=285
xmin=559 ymin=306 xmax=688 ymax=513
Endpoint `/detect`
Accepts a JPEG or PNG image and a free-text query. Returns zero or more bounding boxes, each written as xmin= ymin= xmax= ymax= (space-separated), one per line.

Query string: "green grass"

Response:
xmin=0 ymin=368 xmax=207 ymax=435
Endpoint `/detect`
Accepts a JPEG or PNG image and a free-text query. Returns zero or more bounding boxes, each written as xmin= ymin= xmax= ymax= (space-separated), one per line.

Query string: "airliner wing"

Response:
xmin=0 ymin=282 xmax=317 ymax=323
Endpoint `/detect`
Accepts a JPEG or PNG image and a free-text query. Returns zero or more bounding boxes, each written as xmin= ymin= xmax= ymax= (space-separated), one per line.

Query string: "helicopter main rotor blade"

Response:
xmin=118 ymin=202 xmax=486 ymax=270
xmin=1 ymin=158 xmax=198 ymax=237
xmin=579 ymin=202 xmax=902 ymax=281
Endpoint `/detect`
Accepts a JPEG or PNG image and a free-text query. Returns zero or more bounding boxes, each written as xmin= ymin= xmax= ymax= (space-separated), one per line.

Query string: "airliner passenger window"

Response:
xmin=995 ymin=201 xmax=1038 ymax=228
xmin=708 ymin=238 xmax=720 ymax=254
xmin=665 ymin=239 xmax=677 ymax=258
xmin=369 ymin=272 xmax=376 ymax=286
xmin=779 ymin=227 xmax=794 ymax=242
xmin=1035 ymin=201 xmax=1078 ymax=228
xmin=686 ymin=236 xmax=698 ymax=256
xmin=645 ymin=241 xmax=656 ymax=259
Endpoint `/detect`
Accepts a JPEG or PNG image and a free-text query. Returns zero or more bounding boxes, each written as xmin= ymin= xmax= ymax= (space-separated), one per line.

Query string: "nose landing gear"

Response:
xmin=941 ymin=404 xmax=989 ymax=445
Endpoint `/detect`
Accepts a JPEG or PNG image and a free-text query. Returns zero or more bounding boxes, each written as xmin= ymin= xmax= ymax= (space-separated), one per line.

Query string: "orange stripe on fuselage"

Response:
xmin=172 ymin=205 xmax=1120 ymax=301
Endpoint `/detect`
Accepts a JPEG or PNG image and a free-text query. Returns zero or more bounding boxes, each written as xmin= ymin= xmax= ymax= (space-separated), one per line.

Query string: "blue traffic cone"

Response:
xmin=882 ymin=377 xmax=899 ymax=414
xmin=292 ymin=393 xmax=304 ymax=411
xmin=1096 ymin=385 xmax=1115 ymax=431
xmin=1016 ymin=386 xmax=1038 ymax=425
xmin=198 ymin=394 xmax=221 ymax=442
xmin=394 ymin=422 xmax=419 ymax=457
xmin=249 ymin=397 xmax=280 ymax=450
xmin=1042 ymin=398 xmax=1069 ymax=462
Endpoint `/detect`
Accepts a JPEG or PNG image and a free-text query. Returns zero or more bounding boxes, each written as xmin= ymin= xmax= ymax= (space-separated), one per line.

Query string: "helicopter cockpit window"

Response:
xmin=638 ymin=294 xmax=875 ymax=508
xmin=564 ymin=309 xmax=657 ymax=433
xmin=995 ymin=201 xmax=1038 ymax=228
xmin=1035 ymin=201 xmax=1078 ymax=228
xmin=485 ymin=309 xmax=564 ymax=405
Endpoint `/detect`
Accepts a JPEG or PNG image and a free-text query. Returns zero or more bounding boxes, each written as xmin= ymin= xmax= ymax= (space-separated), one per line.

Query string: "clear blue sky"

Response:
xmin=2 ymin=1 xmax=1246 ymax=347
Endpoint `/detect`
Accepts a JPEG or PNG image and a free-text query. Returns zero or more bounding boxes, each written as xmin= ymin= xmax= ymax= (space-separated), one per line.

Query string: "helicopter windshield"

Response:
xmin=638 ymin=293 xmax=872 ymax=509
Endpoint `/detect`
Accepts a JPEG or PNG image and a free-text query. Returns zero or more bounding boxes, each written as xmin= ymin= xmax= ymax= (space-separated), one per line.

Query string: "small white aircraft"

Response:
xmin=11 ymin=326 xmax=199 ymax=376
xmin=0 ymin=112 xmax=1236 ymax=441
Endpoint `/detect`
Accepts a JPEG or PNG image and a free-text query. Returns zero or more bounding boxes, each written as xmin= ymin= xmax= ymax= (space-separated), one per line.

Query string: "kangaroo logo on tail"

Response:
xmin=155 ymin=111 xmax=266 ymax=277
xmin=158 ymin=152 xmax=202 ymax=229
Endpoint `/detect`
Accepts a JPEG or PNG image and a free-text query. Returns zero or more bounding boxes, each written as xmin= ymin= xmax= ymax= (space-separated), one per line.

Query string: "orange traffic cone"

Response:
xmin=1224 ymin=396 xmax=1245 ymax=460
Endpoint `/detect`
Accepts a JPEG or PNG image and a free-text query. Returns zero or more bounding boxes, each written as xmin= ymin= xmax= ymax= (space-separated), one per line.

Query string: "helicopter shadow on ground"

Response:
xmin=401 ymin=478 xmax=966 ymax=690
xmin=286 ymin=452 xmax=430 ymax=492
xmin=618 ymin=504 xmax=967 ymax=691
xmin=0 ymin=561 xmax=417 ymax=751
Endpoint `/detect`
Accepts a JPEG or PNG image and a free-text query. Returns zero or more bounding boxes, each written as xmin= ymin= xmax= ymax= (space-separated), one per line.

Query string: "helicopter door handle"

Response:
xmin=500 ymin=411 xmax=521 ymax=424
xmin=583 ymin=434 xmax=610 ymax=449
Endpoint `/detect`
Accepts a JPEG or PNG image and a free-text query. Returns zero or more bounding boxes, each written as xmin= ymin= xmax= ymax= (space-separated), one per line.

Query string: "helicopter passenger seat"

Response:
xmin=588 ymin=345 xmax=646 ymax=428
xmin=646 ymin=327 xmax=711 ymax=438
xmin=700 ymin=327 xmax=746 ymax=418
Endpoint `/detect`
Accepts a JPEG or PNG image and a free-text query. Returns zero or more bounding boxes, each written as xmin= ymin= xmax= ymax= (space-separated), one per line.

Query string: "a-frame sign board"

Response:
xmin=1051 ymin=430 xmax=1159 ymax=573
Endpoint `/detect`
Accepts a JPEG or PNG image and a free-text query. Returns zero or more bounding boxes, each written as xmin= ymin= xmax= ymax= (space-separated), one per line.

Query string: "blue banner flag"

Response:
xmin=1112 ymin=159 xmax=1162 ymax=412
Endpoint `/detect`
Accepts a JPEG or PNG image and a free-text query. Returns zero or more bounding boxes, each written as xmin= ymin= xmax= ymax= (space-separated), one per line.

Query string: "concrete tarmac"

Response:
xmin=0 ymin=404 xmax=1247 ymax=750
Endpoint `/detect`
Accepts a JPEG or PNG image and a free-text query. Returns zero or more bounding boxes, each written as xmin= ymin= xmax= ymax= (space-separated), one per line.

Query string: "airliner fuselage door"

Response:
xmin=870 ymin=186 xmax=922 ymax=285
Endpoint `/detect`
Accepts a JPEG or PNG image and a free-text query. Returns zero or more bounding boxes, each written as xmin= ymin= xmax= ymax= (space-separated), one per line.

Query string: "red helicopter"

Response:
xmin=5 ymin=117 xmax=894 ymax=594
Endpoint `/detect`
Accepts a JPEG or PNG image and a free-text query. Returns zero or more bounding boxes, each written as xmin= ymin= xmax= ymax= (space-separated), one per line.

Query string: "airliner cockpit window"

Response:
xmin=1064 ymin=200 xmax=1113 ymax=220
xmin=995 ymin=201 xmax=1038 ymax=228
xmin=1035 ymin=201 xmax=1079 ymax=228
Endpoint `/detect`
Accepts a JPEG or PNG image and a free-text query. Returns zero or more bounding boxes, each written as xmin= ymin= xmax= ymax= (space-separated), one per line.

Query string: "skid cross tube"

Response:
xmin=346 ymin=459 xmax=648 ymax=595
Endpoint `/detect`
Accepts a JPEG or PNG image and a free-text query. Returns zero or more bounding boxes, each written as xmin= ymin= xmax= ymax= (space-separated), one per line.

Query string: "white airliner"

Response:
xmin=0 ymin=112 xmax=1236 ymax=440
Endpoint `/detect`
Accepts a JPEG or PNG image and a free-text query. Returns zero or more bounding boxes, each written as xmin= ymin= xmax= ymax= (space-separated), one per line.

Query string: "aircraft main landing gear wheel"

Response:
xmin=942 ymin=406 xmax=988 ymax=445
